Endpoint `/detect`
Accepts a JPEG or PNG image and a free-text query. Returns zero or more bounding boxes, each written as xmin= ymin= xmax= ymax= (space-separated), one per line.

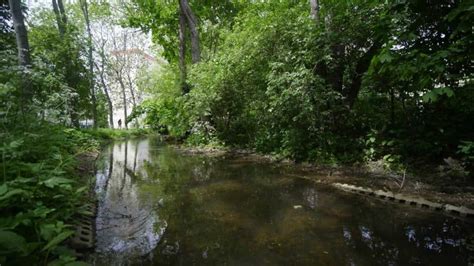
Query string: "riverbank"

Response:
xmin=0 ymin=126 xmax=153 ymax=265
xmin=174 ymin=144 xmax=474 ymax=212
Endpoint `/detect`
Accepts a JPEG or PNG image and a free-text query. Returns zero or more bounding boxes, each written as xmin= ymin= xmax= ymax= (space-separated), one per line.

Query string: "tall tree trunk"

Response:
xmin=178 ymin=7 xmax=187 ymax=93
xmin=95 ymin=29 xmax=115 ymax=128
xmin=180 ymin=0 xmax=200 ymax=63
xmin=116 ymin=71 xmax=128 ymax=130
xmin=57 ymin=0 xmax=67 ymax=25
xmin=52 ymin=0 xmax=65 ymax=36
xmin=80 ymin=0 xmax=97 ymax=128
xmin=8 ymin=0 xmax=31 ymax=108
xmin=94 ymin=60 xmax=114 ymax=128
xmin=126 ymin=72 xmax=139 ymax=127
xmin=329 ymin=44 xmax=345 ymax=94
xmin=310 ymin=0 xmax=320 ymax=23
xmin=102 ymin=80 xmax=114 ymax=129
xmin=346 ymin=41 xmax=382 ymax=108
xmin=9 ymin=0 xmax=30 ymax=67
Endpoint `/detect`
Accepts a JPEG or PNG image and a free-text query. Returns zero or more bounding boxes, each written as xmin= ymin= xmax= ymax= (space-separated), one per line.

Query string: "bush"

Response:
xmin=0 ymin=124 xmax=100 ymax=264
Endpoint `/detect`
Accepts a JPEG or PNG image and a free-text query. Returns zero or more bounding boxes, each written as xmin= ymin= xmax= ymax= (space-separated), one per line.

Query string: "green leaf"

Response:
xmin=0 ymin=184 xmax=7 ymax=195
xmin=75 ymin=186 xmax=88 ymax=194
xmin=0 ymin=189 xmax=27 ymax=201
xmin=42 ymin=230 xmax=74 ymax=251
xmin=422 ymin=87 xmax=454 ymax=103
xmin=379 ymin=52 xmax=393 ymax=63
xmin=8 ymin=140 xmax=23 ymax=149
xmin=40 ymin=223 xmax=57 ymax=241
xmin=42 ymin=177 xmax=75 ymax=188
xmin=444 ymin=88 xmax=454 ymax=97
xmin=422 ymin=91 xmax=437 ymax=103
xmin=33 ymin=206 xmax=55 ymax=218
xmin=0 ymin=230 xmax=28 ymax=255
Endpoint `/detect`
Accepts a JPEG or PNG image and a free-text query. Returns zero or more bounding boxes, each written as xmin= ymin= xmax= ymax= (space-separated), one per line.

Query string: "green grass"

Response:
xmin=81 ymin=128 xmax=151 ymax=141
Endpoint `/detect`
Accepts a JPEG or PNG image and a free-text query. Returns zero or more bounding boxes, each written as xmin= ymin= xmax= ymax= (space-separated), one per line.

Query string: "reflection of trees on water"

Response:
xmin=94 ymin=139 xmax=164 ymax=261
xmin=339 ymin=219 xmax=471 ymax=265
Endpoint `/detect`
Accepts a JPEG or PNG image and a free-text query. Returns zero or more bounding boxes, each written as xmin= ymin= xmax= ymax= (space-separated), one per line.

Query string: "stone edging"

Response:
xmin=332 ymin=183 xmax=474 ymax=218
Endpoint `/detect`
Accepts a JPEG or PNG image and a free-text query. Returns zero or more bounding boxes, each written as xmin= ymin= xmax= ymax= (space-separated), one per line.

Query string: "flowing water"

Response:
xmin=90 ymin=138 xmax=473 ymax=265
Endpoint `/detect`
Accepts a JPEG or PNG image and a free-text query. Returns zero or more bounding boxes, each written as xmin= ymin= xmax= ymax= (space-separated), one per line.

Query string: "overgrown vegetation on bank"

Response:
xmin=1 ymin=0 xmax=152 ymax=262
xmin=1 ymin=124 xmax=93 ymax=265
xmin=0 ymin=123 xmax=148 ymax=264
xmin=131 ymin=0 xmax=473 ymax=179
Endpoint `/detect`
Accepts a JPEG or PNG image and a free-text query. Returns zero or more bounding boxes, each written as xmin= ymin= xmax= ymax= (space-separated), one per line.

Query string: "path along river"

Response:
xmin=90 ymin=137 xmax=473 ymax=265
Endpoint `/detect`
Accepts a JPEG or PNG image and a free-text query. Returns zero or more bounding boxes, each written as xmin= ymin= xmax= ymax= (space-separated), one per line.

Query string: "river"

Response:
xmin=89 ymin=137 xmax=473 ymax=265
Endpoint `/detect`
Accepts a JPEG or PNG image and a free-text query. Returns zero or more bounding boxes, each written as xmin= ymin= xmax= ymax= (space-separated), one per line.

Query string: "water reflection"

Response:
xmin=303 ymin=187 xmax=318 ymax=209
xmin=93 ymin=140 xmax=165 ymax=264
xmin=92 ymin=138 xmax=473 ymax=265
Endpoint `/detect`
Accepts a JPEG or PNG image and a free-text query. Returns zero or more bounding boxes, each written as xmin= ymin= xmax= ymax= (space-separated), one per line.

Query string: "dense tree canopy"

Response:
xmin=134 ymin=0 xmax=473 ymax=171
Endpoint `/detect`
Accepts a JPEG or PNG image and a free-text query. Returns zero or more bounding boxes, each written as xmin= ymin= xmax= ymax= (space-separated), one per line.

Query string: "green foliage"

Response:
xmin=28 ymin=10 xmax=91 ymax=126
xmin=136 ymin=0 xmax=473 ymax=173
xmin=458 ymin=141 xmax=474 ymax=173
xmin=458 ymin=141 xmax=474 ymax=161
xmin=0 ymin=123 xmax=101 ymax=264
xmin=127 ymin=0 xmax=248 ymax=63
xmin=183 ymin=0 xmax=385 ymax=162
xmin=135 ymin=65 xmax=191 ymax=135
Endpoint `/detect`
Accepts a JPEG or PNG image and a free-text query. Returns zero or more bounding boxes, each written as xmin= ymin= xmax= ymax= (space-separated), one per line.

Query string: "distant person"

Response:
xmin=118 ymin=119 xmax=122 ymax=129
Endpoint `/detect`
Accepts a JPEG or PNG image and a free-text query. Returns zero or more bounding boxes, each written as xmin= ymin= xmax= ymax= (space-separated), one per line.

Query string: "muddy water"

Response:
xmin=91 ymin=138 xmax=473 ymax=265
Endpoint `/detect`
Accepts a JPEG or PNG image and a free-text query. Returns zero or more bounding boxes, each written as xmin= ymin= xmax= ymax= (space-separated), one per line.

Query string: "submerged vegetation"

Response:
xmin=0 ymin=0 xmax=473 ymax=264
